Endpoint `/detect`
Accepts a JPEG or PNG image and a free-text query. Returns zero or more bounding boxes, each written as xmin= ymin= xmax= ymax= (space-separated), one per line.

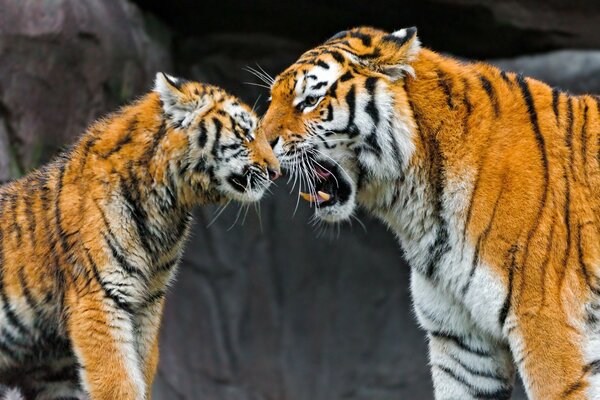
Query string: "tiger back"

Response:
xmin=261 ymin=26 xmax=600 ymax=400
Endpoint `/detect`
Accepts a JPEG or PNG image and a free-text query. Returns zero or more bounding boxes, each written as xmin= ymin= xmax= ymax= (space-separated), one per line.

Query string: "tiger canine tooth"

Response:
xmin=300 ymin=192 xmax=316 ymax=202
xmin=317 ymin=191 xmax=331 ymax=201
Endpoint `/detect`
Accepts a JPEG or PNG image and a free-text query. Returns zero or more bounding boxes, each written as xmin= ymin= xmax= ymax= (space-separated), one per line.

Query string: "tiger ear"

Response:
xmin=369 ymin=27 xmax=421 ymax=81
xmin=328 ymin=27 xmax=421 ymax=81
xmin=154 ymin=72 xmax=209 ymax=127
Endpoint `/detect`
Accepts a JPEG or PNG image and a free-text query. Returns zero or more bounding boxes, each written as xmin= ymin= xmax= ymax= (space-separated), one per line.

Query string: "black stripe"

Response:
xmin=552 ymin=88 xmax=561 ymax=123
xmin=429 ymin=330 xmax=491 ymax=357
xmin=581 ymin=101 xmax=589 ymax=168
xmin=315 ymin=60 xmax=329 ymax=69
xmin=310 ymin=81 xmax=327 ymax=90
xmin=563 ymin=380 xmax=584 ymax=398
xmin=499 ymin=245 xmax=518 ymax=327
xmin=323 ymin=103 xmax=334 ymax=122
xmin=0 ymin=241 xmax=31 ymax=339
xmin=18 ymin=266 xmax=40 ymax=317
xmin=23 ymin=184 xmax=36 ymax=246
xmin=344 ymin=85 xmax=359 ymax=137
xmin=211 ymin=117 xmax=223 ymax=158
xmin=340 ymin=71 xmax=354 ymax=82
xmin=9 ymin=192 xmax=22 ymax=245
xmin=500 ymin=70 xmax=512 ymax=85
xmin=327 ymin=50 xmax=345 ymax=64
xmin=93 ymin=200 xmax=145 ymax=279
xmin=561 ymin=166 xmax=572 ymax=288
xmin=434 ymin=364 xmax=512 ymax=399
xmin=461 ymin=77 xmax=473 ymax=137
xmin=462 ymin=182 xmax=504 ymax=296
xmin=54 ymin=161 xmax=71 ymax=255
xmin=479 ymin=74 xmax=500 ymax=117
xmin=197 ymin=120 xmax=207 ymax=148
xmin=515 ymin=74 xmax=549 ymax=293
xmin=436 ymin=69 xmax=454 ymax=110
xmin=585 ymin=360 xmax=600 ymax=375
xmin=425 ymin=126 xmax=449 ymax=279
xmin=566 ymin=97 xmax=575 ymax=174
xmin=447 ymin=351 xmax=508 ymax=381
xmin=578 ymin=223 xmax=600 ymax=295
xmin=349 ymin=31 xmax=372 ymax=46
xmin=120 ymin=170 xmax=153 ymax=255
xmin=100 ymin=122 xmax=134 ymax=158
xmin=141 ymin=120 xmax=167 ymax=166
xmin=84 ymin=249 xmax=133 ymax=314
xmin=364 ymin=77 xmax=381 ymax=156
xmin=103 ymin=233 xmax=143 ymax=278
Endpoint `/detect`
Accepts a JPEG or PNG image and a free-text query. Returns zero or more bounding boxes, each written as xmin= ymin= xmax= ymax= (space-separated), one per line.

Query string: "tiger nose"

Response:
xmin=267 ymin=166 xmax=281 ymax=180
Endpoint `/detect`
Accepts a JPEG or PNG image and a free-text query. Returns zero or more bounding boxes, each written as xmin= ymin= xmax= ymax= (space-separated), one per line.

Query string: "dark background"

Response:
xmin=1 ymin=1 xmax=600 ymax=399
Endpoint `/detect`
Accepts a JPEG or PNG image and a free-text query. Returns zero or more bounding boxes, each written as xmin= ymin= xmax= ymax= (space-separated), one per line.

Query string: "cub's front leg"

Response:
xmin=135 ymin=295 xmax=167 ymax=400
xmin=66 ymin=282 xmax=145 ymax=400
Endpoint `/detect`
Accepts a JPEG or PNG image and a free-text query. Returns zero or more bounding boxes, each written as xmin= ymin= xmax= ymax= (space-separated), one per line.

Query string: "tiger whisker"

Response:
xmin=255 ymin=63 xmax=275 ymax=84
xmin=207 ymin=199 xmax=232 ymax=228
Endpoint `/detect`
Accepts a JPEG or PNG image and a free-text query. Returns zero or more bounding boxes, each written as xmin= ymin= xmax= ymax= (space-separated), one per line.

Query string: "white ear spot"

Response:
xmin=392 ymin=29 xmax=408 ymax=39
xmin=154 ymin=72 xmax=179 ymax=102
xmin=154 ymin=72 xmax=209 ymax=128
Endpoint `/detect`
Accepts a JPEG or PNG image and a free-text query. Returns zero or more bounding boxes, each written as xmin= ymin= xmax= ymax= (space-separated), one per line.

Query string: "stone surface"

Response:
xmin=491 ymin=50 xmax=600 ymax=95
xmin=0 ymin=0 xmax=171 ymax=181
xmin=135 ymin=0 xmax=600 ymax=58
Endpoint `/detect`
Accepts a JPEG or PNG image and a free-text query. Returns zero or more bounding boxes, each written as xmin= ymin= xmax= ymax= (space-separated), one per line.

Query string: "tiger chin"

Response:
xmin=0 ymin=73 xmax=279 ymax=400
xmin=262 ymin=26 xmax=600 ymax=400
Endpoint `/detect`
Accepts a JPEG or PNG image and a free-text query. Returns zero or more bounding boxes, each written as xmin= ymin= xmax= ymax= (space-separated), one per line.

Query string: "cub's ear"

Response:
xmin=154 ymin=72 xmax=209 ymax=127
xmin=327 ymin=26 xmax=421 ymax=81
xmin=154 ymin=72 xmax=185 ymax=106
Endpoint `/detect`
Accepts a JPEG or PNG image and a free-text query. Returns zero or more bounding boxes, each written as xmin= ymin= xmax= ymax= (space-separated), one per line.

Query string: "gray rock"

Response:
xmin=491 ymin=50 xmax=600 ymax=95
xmin=0 ymin=0 xmax=171 ymax=180
xmin=135 ymin=0 xmax=600 ymax=58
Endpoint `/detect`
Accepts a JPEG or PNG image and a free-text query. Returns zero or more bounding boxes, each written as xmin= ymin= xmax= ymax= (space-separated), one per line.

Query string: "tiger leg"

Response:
xmin=66 ymin=290 xmax=145 ymax=400
xmin=135 ymin=297 xmax=165 ymax=399
xmin=507 ymin=316 xmax=597 ymax=400
xmin=412 ymin=272 xmax=515 ymax=400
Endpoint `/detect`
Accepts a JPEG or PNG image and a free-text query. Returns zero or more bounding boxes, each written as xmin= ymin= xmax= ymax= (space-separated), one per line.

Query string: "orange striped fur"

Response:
xmin=261 ymin=26 xmax=600 ymax=399
xmin=0 ymin=73 xmax=278 ymax=399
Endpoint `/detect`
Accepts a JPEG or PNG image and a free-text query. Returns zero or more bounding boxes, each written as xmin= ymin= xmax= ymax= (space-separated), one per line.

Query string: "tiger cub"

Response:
xmin=262 ymin=26 xmax=600 ymax=399
xmin=0 ymin=73 xmax=279 ymax=400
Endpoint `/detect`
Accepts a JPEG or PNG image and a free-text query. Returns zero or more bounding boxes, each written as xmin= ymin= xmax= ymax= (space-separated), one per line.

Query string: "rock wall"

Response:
xmin=0 ymin=0 xmax=171 ymax=181
xmin=1 ymin=1 xmax=599 ymax=399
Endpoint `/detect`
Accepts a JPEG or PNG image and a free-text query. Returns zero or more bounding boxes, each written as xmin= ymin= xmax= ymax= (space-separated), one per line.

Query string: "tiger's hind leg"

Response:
xmin=507 ymin=310 xmax=599 ymax=400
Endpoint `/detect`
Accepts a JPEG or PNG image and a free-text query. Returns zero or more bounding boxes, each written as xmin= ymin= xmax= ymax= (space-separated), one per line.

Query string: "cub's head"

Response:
xmin=154 ymin=73 xmax=280 ymax=203
xmin=261 ymin=26 xmax=420 ymax=221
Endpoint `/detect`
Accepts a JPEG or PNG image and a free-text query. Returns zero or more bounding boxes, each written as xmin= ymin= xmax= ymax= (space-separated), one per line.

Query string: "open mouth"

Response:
xmin=299 ymin=160 xmax=351 ymax=207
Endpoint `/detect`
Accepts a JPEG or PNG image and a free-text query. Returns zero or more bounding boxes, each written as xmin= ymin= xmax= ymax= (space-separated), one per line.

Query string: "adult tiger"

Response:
xmin=261 ymin=26 xmax=600 ymax=400
xmin=0 ymin=73 xmax=279 ymax=400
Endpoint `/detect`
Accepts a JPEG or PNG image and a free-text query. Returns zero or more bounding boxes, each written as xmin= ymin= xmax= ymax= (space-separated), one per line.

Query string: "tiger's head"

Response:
xmin=154 ymin=73 xmax=280 ymax=204
xmin=261 ymin=26 xmax=420 ymax=221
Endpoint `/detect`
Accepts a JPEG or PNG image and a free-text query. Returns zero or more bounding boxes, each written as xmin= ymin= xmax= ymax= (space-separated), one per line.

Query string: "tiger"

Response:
xmin=260 ymin=25 xmax=600 ymax=399
xmin=0 ymin=72 xmax=280 ymax=400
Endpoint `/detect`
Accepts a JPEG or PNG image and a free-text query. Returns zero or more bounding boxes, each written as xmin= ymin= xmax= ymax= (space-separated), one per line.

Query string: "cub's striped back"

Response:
xmin=0 ymin=73 xmax=279 ymax=399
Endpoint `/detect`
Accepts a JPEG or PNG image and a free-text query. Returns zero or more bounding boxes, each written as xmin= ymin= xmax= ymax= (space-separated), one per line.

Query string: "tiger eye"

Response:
xmin=304 ymin=95 xmax=318 ymax=107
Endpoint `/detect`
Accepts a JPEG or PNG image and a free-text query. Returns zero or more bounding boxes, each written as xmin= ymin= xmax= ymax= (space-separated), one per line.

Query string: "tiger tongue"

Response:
xmin=315 ymin=166 xmax=331 ymax=179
